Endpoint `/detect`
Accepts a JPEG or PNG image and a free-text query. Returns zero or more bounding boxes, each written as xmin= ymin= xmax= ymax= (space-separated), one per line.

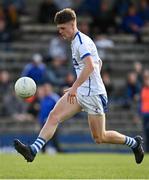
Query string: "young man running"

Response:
xmin=14 ymin=8 xmax=144 ymax=164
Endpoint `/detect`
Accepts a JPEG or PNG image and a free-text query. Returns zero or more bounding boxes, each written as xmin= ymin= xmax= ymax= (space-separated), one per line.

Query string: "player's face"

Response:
xmin=57 ymin=21 xmax=75 ymax=40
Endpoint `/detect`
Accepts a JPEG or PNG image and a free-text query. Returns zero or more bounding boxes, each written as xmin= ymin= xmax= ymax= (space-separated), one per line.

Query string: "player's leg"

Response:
xmin=88 ymin=114 xmax=126 ymax=144
xmin=14 ymin=92 xmax=82 ymax=162
xmin=38 ymin=92 xmax=82 ymax=141
xmin=88 ymin=114 xmax=144 ymax=164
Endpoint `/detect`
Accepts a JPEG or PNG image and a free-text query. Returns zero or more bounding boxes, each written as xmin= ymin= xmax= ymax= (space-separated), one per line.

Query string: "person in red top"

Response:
xmin=140 ymin=70 xmax=149 ymax=152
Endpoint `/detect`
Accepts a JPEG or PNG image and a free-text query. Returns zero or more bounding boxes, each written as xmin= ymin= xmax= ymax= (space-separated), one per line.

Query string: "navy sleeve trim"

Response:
xmin=81 ymin=53 xmax=91 ymax=60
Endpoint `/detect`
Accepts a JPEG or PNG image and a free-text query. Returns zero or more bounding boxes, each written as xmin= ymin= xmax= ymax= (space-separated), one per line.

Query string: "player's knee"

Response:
xmin=93 ymin=136 xmax=103 ymax=144
xmin=93 ymin=134 xmax=106 ymax=144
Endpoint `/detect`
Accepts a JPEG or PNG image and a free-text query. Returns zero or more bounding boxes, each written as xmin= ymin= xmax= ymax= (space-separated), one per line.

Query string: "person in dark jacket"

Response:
xmin=121 ymin=5 xmax=144 ymax=42
xmin=38 ymin=0 xmax=59 ymax=23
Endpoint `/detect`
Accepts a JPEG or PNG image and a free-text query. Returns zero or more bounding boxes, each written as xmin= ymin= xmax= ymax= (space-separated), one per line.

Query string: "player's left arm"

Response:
xmin=65 ymin=55 xmax=94 ymax=104
xmin=73 ymin=56 xmax=94 ymax=89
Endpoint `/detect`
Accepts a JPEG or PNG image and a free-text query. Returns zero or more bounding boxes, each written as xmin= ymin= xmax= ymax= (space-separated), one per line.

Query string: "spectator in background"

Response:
xmin=95 ymin=35 xmax=114 ymax=48
xmin=94 ymin=34 xmax=114 ymax=59
xmin=0 ymin=4 xmax=5 ymax=19
xmin=112 ymin=0 xmax=131 ymax=32
xmin=2 ymin=89 xmax=31 ymax=121
xmin=38 ymin=0 xmax=59 ymax=23
xmin=0 ymin=18 xmax=12 ymax=50
xmin=140 ymin=71 xmax=149 ymax=152
xmin=54 ymin=0 xmax=74 ymax=9
xmin=139 ymin=0 xmax=149 ymax=24
xmin=133 ymin=61 xmax=143 ymax=87
xmin=47 ymin=57 xmax=68 ymax=91
xmin=102 ymin=70 xmax=114 ymax=98
xmin=121 ymin=5 xmax=144 ymax=43
xmin=143 ymin=69 xmax=149 ymax=77
xmin=113 ymin=0 xmax=131 ymax=18
xmin=78 ymin=20 xmax=90 ymax=35
xmin=0 ymin=3 xmax=19 ymax=45
xmin=5 ymin=3 xmax=20 ymax=30
xmin=38 ymin=83 xmax=59 ymax=127
xmin=27 ymin=85 xmax=45 ymax=120
xmin=2 ymin=0 xmax=26 ymax=14
xmin=0 ymin=70 xmax=11 ymax=116
xmin=0 ymin=71 xmax=22 ymax=117
xmin=77 ymin=0 xmax=101 ymax=18
xmin=0 ymin=70 xmax=11 ymax=97
xmin=92 ymin=1 xmax=116 ymax=33
xmin=0 ymin=70 xmax=32 ymax=120
xmin=21 ymin=53 xmax=48 ymax=85
xmin=124 ymin=71 xmax=141 ymax=108
xmin=59 ymin=72 xmax=75 ymax=96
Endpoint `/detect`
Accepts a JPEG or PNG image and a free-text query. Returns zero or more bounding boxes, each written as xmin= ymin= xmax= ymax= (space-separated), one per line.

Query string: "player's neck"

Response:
xmin=71 ymin=28 xmax=79 ymax=40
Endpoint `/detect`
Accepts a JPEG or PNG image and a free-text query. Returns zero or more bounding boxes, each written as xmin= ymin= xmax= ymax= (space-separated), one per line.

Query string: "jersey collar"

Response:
xmin=73 ymin=31 xmax=79 ymax=40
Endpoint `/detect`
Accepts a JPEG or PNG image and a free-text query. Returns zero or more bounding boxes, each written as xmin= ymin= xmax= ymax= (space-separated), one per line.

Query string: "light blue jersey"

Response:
xmin=71 ymin=31 xmax=107 ymax=96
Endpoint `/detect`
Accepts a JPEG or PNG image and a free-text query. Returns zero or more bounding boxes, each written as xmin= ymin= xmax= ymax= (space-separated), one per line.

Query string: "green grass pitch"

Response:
xmin=0 ymin=153 xmax=149 ymax=179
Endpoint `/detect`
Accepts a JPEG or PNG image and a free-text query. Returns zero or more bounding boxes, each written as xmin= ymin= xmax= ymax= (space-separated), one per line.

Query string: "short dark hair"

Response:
xmin=54 ymin=8 xmax=76 ymax=24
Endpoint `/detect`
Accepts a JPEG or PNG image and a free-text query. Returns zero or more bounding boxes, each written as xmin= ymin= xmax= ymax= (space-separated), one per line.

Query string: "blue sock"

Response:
xmin=30 ymin=137 xmax=46 ymax=155
xmin=125 ymin=136 xmax=138 ymax=149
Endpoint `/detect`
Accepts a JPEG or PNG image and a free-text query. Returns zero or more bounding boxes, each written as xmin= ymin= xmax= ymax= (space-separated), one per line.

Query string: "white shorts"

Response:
xmin=77 ymin=94 xmax=108 ymax=115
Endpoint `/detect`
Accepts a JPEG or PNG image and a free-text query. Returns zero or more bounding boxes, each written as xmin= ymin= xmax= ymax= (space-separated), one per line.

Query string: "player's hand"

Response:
xmin=64 ymin=87 xmax=77 ymax=104
xmin=63 ymin=87 xmax=71 ymax=94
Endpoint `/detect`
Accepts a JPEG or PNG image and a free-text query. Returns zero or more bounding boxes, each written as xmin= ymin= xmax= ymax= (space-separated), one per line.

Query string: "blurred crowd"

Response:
xmin=0 ymin=0 xmax=149 ymax=44
xmin=38 ymin=0 xmax=149 ymax=43
xmin=0 ymin=0 xmax=26 ymax=45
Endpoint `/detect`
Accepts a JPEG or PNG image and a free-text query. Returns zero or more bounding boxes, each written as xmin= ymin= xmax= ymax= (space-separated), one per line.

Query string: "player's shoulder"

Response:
xmin=73 ymin=31 xmax=92 ymax=45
